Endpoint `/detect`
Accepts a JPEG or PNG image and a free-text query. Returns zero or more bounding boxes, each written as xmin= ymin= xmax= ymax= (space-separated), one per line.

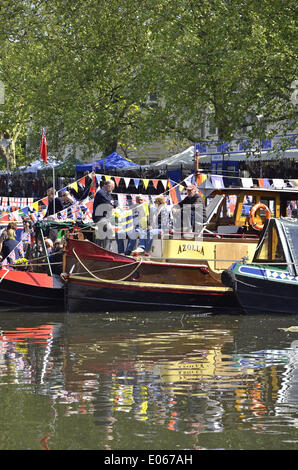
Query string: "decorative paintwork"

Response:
xmin=234 ymin=263 xmax=298 ymax=284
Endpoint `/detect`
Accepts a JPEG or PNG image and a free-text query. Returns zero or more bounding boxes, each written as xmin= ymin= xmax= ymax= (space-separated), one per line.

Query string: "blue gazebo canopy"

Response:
xmin=75 ymin=152 xmax=139 ymax=172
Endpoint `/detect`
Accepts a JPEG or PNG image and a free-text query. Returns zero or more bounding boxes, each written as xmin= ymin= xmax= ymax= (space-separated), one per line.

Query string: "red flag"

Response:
xmin=40 ymin=129 xmax=47 ymax=163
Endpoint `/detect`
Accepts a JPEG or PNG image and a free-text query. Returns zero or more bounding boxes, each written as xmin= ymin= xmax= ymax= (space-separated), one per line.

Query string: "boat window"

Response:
xmin=254 ymin=224 xmax=285 ymax=263
xmin=282 ymin=221 xmax=298 ymax=263
xmin=260 ymin=198 xmax=276 ymax=217
xmin=226 ymin=195 xmax=237 ymax=217
xmin=254 ymin=231 xmax=269 ymax=260
xmin=271 ymin=225 xmax=285 ymax=261
xmin=286 ymin=200 xmax=298 ymax=218
xmin=241 ymin=196 xmax=255 ymax=216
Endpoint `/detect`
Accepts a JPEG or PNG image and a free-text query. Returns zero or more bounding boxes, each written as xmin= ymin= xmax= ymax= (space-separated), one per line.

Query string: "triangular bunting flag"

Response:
xmin=133 ymin=178 xmax=140 ymax=188
xmin=143 ymin=179 xmax=149 ymax=190
xmin=169 ymin=187 xmax=180 ymax=205
xmin=123 ymin=177 xmax=130 ymax=188
xmin=196 ymin=173 xmax=207 ymax=185
xmin=114 ymin=177 xmax=121 ymax=186
xmin=272 ymin=179 xmax=285 ymax=189
xmin=32 ymin=201 xmax=39 ymax=212
xmin=70 ymin=182 xmax=78 ymax=192
xmin=41 ymin=197 xmax=49 ymax=206
xmin=152 ymin=179 xmax=158 ymax=189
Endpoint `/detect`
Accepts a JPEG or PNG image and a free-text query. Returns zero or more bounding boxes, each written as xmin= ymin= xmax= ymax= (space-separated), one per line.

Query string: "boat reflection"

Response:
xmin=0 ymin=313 xmax=298 ymax=443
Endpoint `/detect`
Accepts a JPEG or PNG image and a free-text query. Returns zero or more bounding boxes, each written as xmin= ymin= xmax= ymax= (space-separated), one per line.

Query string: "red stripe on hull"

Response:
xmin=0 ymin=269 xmax=54 ymax=288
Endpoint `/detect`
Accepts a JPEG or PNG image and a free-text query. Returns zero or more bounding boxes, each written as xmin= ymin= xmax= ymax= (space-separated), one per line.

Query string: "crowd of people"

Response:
xmin=0 ymin=217 xmax=65 ymax=272
xmin=1 ymin=158 xmax=298 ymax=200
xmin=0 ymin=178 xmax=208 ymax=268
xmin=92 ymin=180 xmax=207 ymax=256
xmin=238 ymin=160 xmax=298 ymax=179
xmin=0 ymin=173 xmax=77 ymax=199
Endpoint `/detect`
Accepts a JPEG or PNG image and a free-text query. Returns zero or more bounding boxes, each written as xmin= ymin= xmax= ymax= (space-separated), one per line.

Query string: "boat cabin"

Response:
xmin=252 ymin=217 xmax=298 ymax=276
xmin=58 ymin=186 xmax=298 ymax=275
xmin=207 ymin=187 xmax=298 ymax=232
xmin=152 ymin=187 xmax=298 ymax=271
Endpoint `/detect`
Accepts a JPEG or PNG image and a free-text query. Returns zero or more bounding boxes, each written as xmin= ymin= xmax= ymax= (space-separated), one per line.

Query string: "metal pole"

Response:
xmin=40 ymin=228 xmax=53 ymax=276
xmin=195 ymin=150 xmax=200 ymax=185
xmin=52 ymin=164 xmax=55 ymax=215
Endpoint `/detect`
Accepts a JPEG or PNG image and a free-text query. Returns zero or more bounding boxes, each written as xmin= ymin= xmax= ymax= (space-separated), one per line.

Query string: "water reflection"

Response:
xmin=0 ymin=312 xmax=298 ymax=449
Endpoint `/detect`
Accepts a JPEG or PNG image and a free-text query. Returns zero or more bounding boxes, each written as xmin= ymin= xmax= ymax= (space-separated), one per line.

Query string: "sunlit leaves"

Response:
xmin=0 ymin=0 xmax=296 ymax=168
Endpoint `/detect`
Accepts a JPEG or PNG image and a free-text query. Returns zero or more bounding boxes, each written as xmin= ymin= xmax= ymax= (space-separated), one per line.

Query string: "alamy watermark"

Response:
xmin=93 ymin=203 xmax=205 ymax=242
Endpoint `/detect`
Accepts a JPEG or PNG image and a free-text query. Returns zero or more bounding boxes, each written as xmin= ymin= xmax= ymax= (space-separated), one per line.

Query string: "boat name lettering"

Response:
xmin=177 ymin=243 xmax=204 ymax=255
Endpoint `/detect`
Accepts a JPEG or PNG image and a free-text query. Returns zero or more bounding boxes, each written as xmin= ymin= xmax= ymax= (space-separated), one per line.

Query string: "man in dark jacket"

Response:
xmin=92 ymin=180 xmax=118 ymax=222
xmin=173 ymin=185 xmax=206 ymax=237
xmin=44 ymin=187 xmax=64 ymax=218
xmin=92 ymin=180 xmax=118 ymax=249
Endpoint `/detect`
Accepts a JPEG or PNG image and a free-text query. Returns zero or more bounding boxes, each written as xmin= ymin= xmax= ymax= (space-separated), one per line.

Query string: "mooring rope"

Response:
xmin=71 ymin=248 xmax=143 ymax=282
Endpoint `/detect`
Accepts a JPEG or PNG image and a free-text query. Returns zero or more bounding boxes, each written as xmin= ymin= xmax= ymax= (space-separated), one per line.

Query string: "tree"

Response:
xmin=0 ymin=0 xmax=296 ymax=169
xmin=142 ymin=0 xmax=297 ymax=152
xmin=0 ymin=1 xmax=33 ymax=169
xmin=24 ymin=0 xmax=156 ymax=159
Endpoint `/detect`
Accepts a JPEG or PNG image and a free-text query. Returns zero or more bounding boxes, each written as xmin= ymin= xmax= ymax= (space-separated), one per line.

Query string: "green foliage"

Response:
xmin=0 ymin=0 xmax=296 ymax=170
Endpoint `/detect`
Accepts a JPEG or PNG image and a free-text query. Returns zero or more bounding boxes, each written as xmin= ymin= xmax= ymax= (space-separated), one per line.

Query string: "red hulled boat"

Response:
xmin=63 ymin=238 xmax=238 ymax=313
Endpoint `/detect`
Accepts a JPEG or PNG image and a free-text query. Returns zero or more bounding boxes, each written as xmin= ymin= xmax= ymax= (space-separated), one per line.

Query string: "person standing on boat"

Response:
xmin=44 ymin=187 xmax=64 ymax=218
xmin=123 ymin=195 xmax=148 ymax=255
xmin=172 ymin=185 xmax=206 ymax=238
xmin=92 ymin=179 xmax=118 ymax=249
xmin=61 ymin=190 xmax=75 ymax=219
xmin=132 ymin=196 xmax=172 ymax=255
xmin=20 ymin=218 xmax=33 ymax=257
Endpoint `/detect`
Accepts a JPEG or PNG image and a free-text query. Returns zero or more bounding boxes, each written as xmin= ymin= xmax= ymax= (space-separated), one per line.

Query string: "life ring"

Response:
xmin=249 ymin=203 xmax=271 ymax=231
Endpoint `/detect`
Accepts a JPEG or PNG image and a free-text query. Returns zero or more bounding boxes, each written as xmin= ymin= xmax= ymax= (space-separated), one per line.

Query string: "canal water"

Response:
xmin=0 ymin=309 xmax=298 ymax=451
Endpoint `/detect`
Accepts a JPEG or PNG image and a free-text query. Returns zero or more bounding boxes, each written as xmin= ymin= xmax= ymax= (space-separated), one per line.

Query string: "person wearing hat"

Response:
xmin=172 ymin=185 xmax=206 ymax=237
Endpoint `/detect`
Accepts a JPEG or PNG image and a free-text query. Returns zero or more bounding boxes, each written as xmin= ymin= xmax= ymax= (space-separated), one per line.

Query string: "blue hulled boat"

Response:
xmin=221 ymin=218 xmax=298 ymax=314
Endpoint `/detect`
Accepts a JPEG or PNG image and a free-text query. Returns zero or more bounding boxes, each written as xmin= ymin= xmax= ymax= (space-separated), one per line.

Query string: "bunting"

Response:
xmin=142 ymin=179 xmax=149 ymax=190
xmin=3 ymin=170 xmax=298 ymax=227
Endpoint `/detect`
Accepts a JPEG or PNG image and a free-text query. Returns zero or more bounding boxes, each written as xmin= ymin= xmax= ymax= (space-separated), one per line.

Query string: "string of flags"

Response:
xmin=3 ymin=168 xmax=298 ymax=266
xmin=2 ymin=168 xmax=298 ymax=226
xmin=0 ymin=173 xmax=171 ymax=222
xmin=0 ymin=197 xmax=34 ymax=211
